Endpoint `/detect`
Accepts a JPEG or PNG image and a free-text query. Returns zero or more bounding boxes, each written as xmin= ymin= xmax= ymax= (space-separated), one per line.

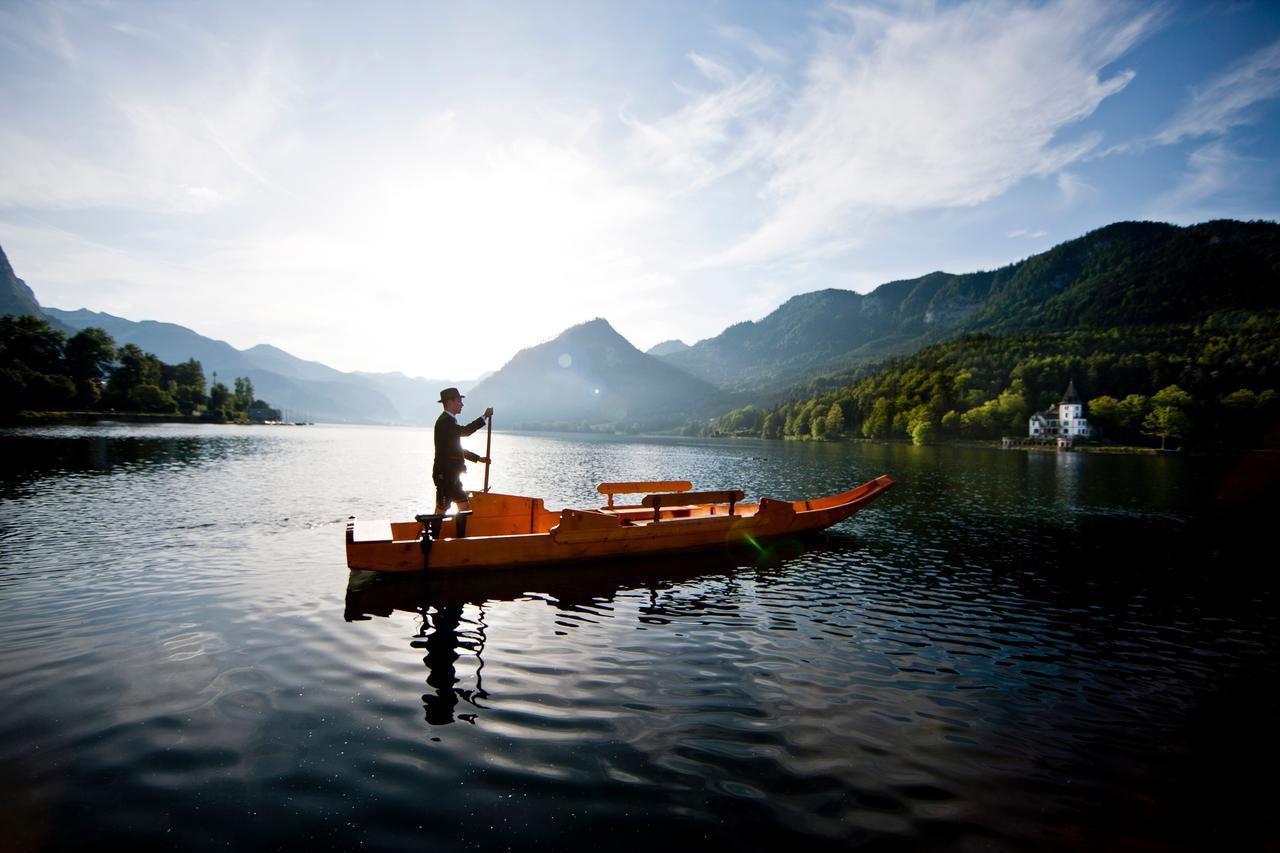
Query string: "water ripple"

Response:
xmin=2 ymin=426 xmax=1278 ymax=850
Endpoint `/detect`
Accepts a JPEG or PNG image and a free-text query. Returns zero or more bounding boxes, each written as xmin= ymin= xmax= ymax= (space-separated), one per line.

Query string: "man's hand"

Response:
xmin=483 ymin=407 xmax=494 ymax=419
xmin=479 ymin=456 xmax=491 ymax=464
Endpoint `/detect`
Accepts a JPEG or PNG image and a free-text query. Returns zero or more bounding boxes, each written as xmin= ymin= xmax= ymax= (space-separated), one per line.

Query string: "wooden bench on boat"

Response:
xmin=597 ymin=481 xmax=745 ymax=523
xmin=641 ymin=489 xmax=745 ymax=522
xmin=598 ymin=480 xmax=693 ymax=508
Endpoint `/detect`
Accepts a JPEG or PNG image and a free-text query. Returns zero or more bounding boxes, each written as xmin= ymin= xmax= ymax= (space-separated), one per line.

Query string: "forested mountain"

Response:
xmin=709 ymin=314 xmax=1280 ymax=448
xmin=467 ymin=318 xmax=722 ymax=430
xmin=661 ymin=220 xmax=1280 ymax=393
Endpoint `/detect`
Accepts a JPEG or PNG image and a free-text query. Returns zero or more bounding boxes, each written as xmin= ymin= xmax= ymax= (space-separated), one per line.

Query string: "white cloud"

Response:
xmin=1056 ymin=171 xmax=1096 ymax=206
xmin=0 ymin=27 xmax=301 ymax=212
xmin=1157 ymin=38 xmax=1280 ymax=144
xmin=716 ymin=24 xmax=789 ymax=65
xmin=1148 ymin=139 xmax=1251 ymax=219
xmin=620 ymin=67 xmax=779 ymax=191
xmin=672 ymin=0 xmax=1159 ymax=266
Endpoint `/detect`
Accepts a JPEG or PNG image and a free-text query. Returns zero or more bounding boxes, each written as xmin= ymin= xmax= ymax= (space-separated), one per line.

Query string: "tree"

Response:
xmin=823 ymin=402 xmax=845 ymax=439
xmin=129 ymin=384 xmax=178 ymax=414
xmin=65 ymin=328 xmax=116 ymax=385
xmin=207 ymin=381 xmax=233 ymax=421
xmin=862 ymin=398 xmax=891 ymax=439
xmin=1151 ymin=384 xmax=1192 ymax=411
xmin=1142 ymin=405 xmax=1191 ymax=450
xmin=169 ymin=359 xmax=206 ymax=415
xmin=1143 ymin=384 xmax=1193 ymax=449
xmin=0 ymin=315 xmax=76 ymax=410
xmin=0 ymin=314 xmax=66 ymax=376
xmin=108 ymin=344 xmax=162 ymax=404
xmin=232 ymin=376 xmax=254 ymax=413
xmin=912 ymin=420 xmax=935 ymax=445
xmin=65 ymin=327 xmax=117 ymax=408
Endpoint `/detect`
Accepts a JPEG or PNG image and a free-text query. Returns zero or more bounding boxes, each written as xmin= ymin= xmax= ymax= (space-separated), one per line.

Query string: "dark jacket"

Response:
xmin=433 ymin=411 xmax=486 ymax=476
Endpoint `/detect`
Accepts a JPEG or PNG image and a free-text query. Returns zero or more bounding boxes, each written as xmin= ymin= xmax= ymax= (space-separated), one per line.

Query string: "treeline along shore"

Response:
xmin=1 ymin=314 xmax=275 ymax=423
xmin=704 ymin=315 xmax=1280 ymax=451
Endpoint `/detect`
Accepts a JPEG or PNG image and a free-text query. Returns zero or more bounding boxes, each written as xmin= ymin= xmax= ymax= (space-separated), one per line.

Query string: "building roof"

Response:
xmin=1060 ymin=380 xmax=1080 ymax=404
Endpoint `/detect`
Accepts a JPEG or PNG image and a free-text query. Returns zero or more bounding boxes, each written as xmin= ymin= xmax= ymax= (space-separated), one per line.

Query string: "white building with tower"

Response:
xmin=1029 ymin=381 xmax=1092 ymax=438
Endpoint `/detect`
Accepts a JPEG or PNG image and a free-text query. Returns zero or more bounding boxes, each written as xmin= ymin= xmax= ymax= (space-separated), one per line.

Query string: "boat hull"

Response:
xmin=345 ymin=475 xmax=894 ymax=574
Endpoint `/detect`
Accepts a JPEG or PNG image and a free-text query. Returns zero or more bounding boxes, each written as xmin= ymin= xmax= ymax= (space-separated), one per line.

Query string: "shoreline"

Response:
xmin=2 ymin=410 xmax=251 ymax=426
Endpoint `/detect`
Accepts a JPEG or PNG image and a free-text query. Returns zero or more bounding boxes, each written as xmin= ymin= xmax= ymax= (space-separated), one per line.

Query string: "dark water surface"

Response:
xmin=2 ymin=424 xmax=1277 ymax=851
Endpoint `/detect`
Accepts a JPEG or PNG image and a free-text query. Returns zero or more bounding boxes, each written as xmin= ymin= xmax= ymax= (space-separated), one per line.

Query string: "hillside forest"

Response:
xmin=707 ymin=313 xmax=1280 ymax=450
xmin=1 ymin=315 xmax=271 ymax=422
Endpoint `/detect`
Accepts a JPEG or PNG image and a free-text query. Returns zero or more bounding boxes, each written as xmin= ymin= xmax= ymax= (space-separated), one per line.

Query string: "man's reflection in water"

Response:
xmin=346 ymin=550 xmax=774 ymax=729
xmin=414 ymin=604 xmax=487 ymax=725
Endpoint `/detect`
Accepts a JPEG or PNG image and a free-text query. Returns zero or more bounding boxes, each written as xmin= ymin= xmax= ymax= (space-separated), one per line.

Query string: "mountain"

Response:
xmin=1 ymin=247 xmax=42 ymax=319
xmin=353 ymin=370 xmax=478 ymax=425
xmin=42 ymin=307 xmax=468 ymax=424
xmin=659 ymin=219 xmax=1280 ymax=393
xmin=1 ymin=246 xmax=73 ymax=334
xmin=646 ymin=339 xmax=690 ymax=357
xmin=467 ymin=318 xmax=721 ymax=430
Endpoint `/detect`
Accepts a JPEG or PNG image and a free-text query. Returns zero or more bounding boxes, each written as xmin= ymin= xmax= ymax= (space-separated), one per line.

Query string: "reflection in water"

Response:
xmin=0 ymin=427 xmax=266 ymax=500
xmin=415 ymin=603 xmax=487 ymax=725
xmin=343 ymin=544 xmax=808 ymax=728
xmin=7 ymin=424 xmax=1280 ymax=850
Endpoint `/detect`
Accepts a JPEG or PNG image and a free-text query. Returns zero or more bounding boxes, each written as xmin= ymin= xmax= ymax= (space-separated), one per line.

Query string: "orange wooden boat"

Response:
xmin=345 ymin=475 xmax=894 ymax=574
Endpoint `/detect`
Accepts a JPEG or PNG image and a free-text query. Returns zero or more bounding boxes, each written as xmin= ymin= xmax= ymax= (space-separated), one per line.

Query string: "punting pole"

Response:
xmin=483 ymin=413 xmax=493 ymax=493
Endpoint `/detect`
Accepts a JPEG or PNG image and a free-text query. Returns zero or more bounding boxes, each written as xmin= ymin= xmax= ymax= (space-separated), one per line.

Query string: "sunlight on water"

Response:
xmin=1 ymin=424 xmax=1278 ymax=850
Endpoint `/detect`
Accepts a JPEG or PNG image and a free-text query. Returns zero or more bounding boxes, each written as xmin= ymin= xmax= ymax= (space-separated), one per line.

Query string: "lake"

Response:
xmin=1 ymin=423 xmax=1277 ymax=851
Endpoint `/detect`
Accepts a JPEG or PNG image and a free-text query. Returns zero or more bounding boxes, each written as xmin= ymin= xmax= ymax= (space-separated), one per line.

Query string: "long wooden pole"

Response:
xmin=482 ymin=413 xmax=493 ymax=493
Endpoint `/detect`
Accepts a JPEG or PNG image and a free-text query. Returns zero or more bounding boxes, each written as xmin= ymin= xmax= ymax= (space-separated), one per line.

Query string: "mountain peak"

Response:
xmin=468 ymin=318 xmax=716 ymax=429
xmin=647 ymin=339 xmax=690 ymax=357
xmin=1 ymin=243 xmax=52 ymax=323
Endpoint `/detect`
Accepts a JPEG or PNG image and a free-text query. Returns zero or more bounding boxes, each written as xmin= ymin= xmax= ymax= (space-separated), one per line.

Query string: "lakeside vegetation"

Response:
xmin=1 ymin=314 xmax=272 ymax=422
xmin=705 ymin=313 xmax=1280 ymax=450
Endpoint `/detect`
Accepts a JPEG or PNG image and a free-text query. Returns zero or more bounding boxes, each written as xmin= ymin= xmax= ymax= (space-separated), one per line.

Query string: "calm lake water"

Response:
xmin=1 ymin=423 xmax=1277 ymax=851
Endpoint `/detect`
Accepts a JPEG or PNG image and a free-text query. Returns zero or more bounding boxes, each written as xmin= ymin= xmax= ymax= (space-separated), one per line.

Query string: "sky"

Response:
xmin=2 ymin=0 xmax=1279 ymax=380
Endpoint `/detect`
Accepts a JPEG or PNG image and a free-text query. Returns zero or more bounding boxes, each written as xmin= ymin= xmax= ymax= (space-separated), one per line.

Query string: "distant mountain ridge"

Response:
xmin=646 ymin=339 xmax=690 ymax=357
xmin=468 ymin=318 xmax=722 ymax=430
xmin=7 ymin=218 xmax=1278 ymax=427
xmin=42 ymin=306 xmax=470 ymax=424
xmin=658 ymin=220 xmax=1280 ymax=392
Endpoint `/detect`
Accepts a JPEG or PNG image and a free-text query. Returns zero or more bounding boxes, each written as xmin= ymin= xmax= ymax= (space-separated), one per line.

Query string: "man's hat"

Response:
xmin=438 ymin=387 xmax=464 ymax=403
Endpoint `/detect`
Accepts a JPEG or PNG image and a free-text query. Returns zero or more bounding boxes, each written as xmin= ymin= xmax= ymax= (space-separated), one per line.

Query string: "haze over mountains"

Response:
xmin=5 ymin=219 xmax=1278 ymax=427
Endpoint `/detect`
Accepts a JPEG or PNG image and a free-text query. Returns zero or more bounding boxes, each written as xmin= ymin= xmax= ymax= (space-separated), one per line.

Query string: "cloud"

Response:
xmin=1148 ymin=139 xmax=1252 ymax=218
xmin=716 ymin=24 xmax=789 ymax=65
xmin=1056 ymin=170 xmax=1096 ymax=206
xmin=620 ymin=67 xmax=779 ymax=191
xmin=0 ymin=22 xmax=301 ymax=212
xmin=1157 ymin=37 xmax=1280 ymax=144
xmin=657 ymin=0 xmax=1160 ymax=266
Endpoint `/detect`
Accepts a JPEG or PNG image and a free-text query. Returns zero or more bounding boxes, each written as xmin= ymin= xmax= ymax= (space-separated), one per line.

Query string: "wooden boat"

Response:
xmin=345 ymin=475 xmax=895 ymax=574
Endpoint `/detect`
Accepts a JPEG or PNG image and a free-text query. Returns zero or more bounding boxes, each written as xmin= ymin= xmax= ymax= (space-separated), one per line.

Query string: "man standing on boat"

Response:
xmin=433 ymin=387 xmax=492 ymax=514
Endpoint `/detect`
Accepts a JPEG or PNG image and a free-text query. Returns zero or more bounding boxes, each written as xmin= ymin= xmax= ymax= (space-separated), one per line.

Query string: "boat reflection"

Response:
xmin=343 ymin=538 xmax=817 ymax=727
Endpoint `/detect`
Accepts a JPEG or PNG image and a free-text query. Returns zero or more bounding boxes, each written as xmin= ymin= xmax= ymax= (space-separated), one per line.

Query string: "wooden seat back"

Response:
xmin=597 ymin=480 xmax=693 ymax=508
xmin=640 ymin=489 xmax=745 ymax=521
